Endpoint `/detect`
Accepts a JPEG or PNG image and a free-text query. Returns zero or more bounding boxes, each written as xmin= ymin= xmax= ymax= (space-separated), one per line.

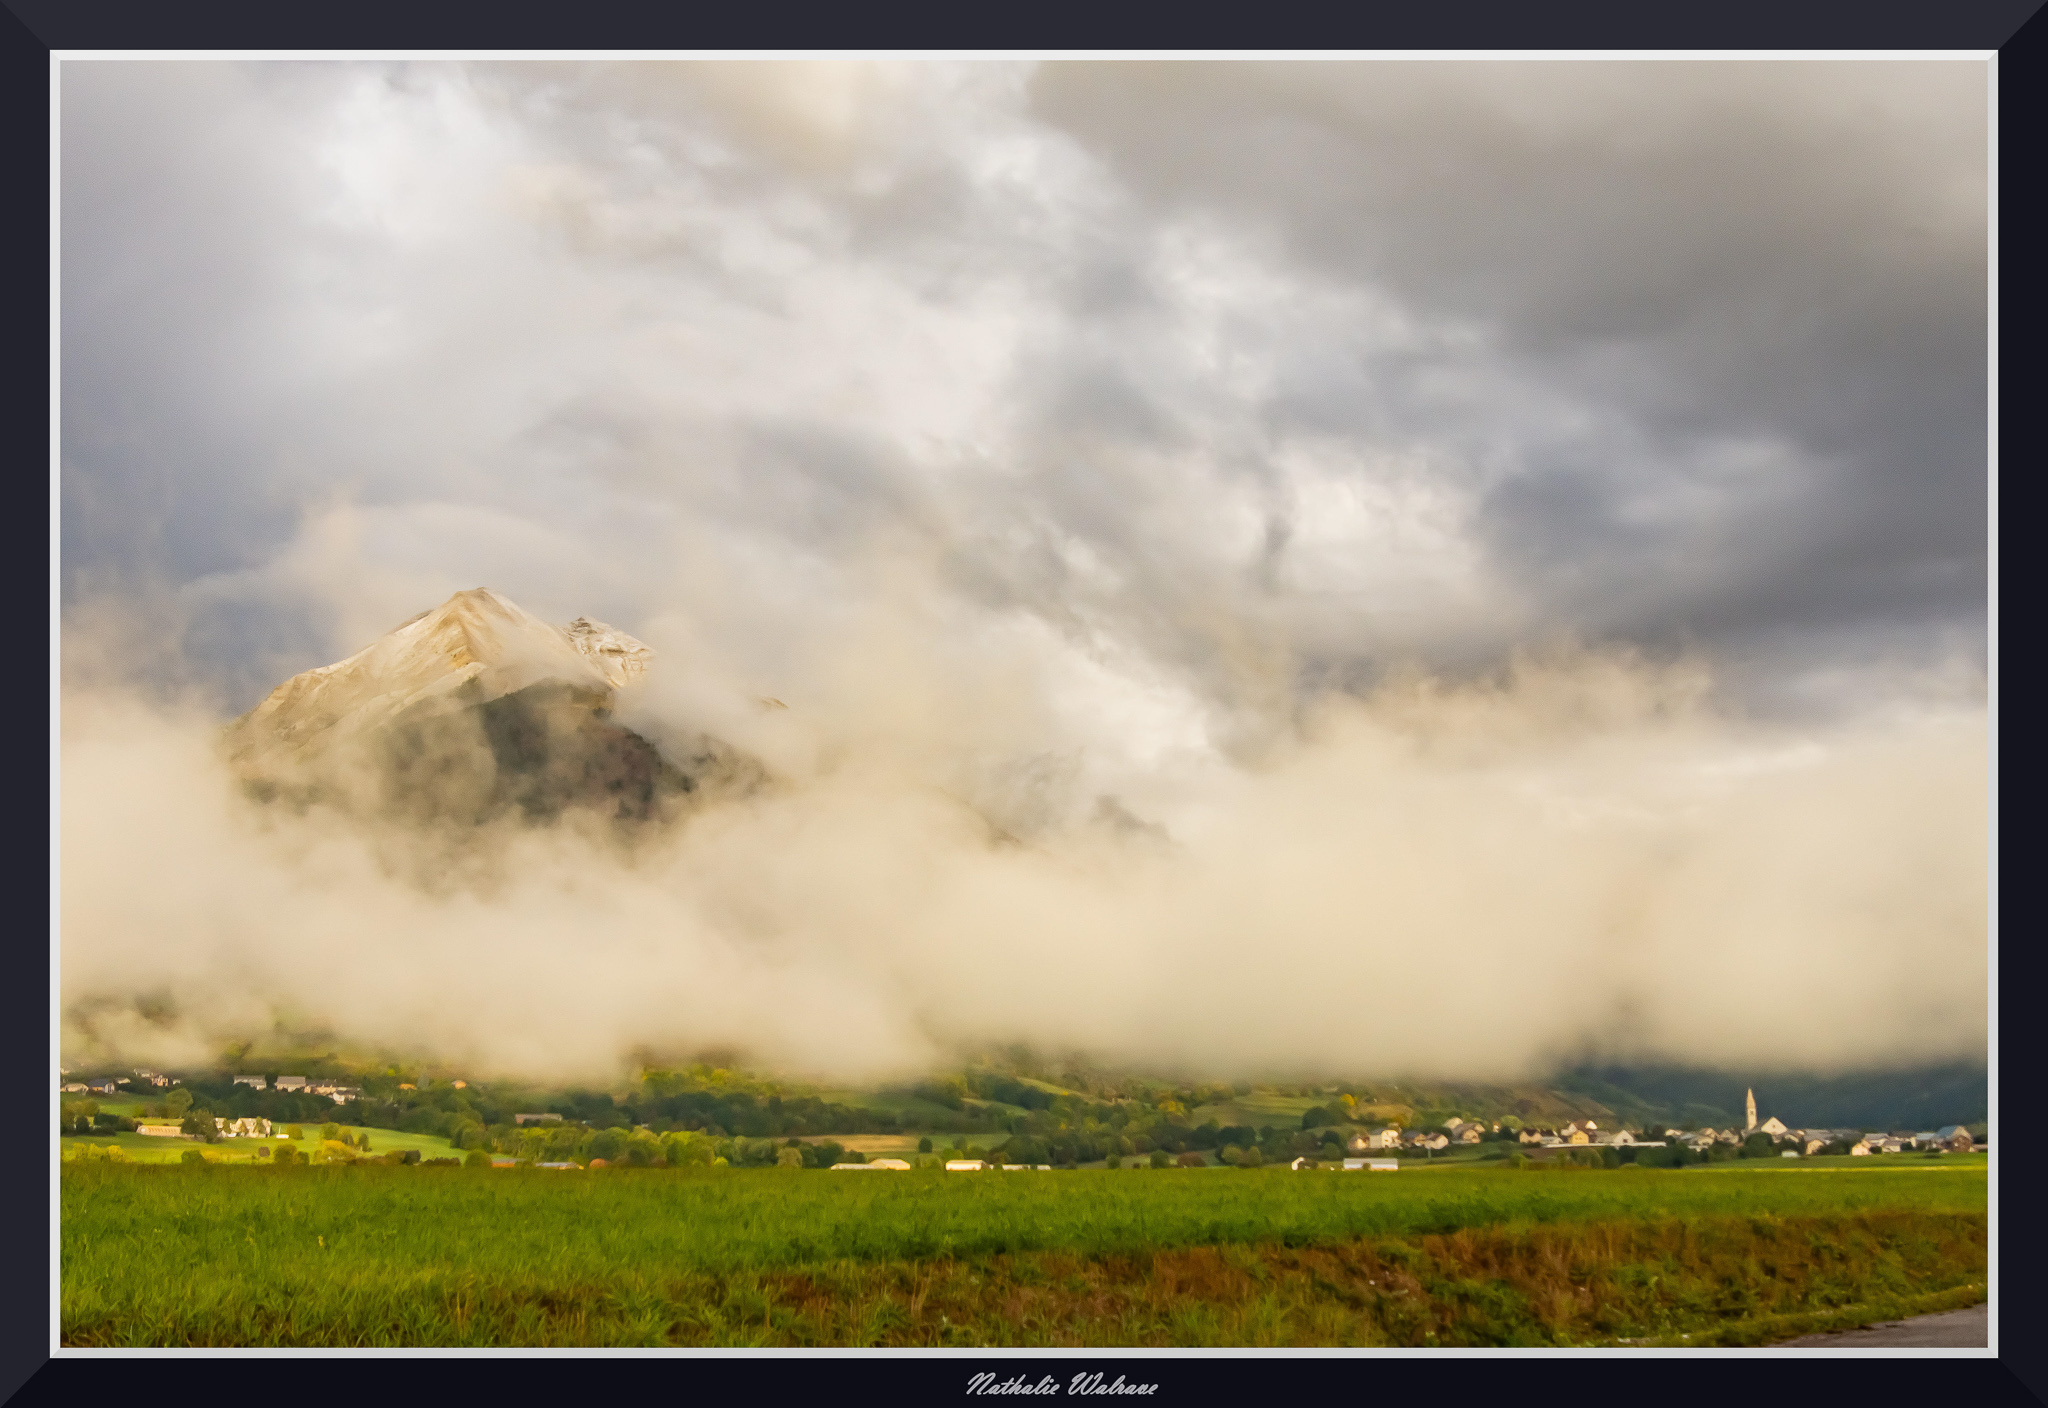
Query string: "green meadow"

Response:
xmin=62 ymin=1160 xmax=1985 ymax=1347
xmin=62 ymin=1126 xmax=465 ymax=1165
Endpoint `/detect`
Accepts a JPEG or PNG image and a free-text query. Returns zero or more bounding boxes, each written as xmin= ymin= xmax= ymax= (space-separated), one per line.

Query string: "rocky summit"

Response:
xmin=225 ymin=589 xmax=750 ymax=828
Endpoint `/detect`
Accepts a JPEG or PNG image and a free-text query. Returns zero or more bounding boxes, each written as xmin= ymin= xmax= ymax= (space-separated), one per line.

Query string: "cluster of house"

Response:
xmin=1513 ymin=1119 xmax=1669 ymax=1149
xmin=59 ymin=1069 xmax=361 ymax=1104
xmin=1846 ymin=1126 xmax=1980 ymax=1155
xmin=135 ymin=1117 xmax=277 ymax=1139
xmin=1344 ymin=1115 xmax=1493 ymax=1153
xmin=234 ymin=1075 xmax=363 ymax=1104
xmin=60 ymin=1068 xmax=169 ymax=1095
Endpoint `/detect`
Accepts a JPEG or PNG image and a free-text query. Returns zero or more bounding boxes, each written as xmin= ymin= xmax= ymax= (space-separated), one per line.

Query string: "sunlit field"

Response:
xmin=62 ymin=1161 xmax=1986 ymax=1347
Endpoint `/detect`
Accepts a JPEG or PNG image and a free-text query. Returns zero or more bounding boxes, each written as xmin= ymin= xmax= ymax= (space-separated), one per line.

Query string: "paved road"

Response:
xmin=1769 ymin=1303 xmax=1987 ymax=1348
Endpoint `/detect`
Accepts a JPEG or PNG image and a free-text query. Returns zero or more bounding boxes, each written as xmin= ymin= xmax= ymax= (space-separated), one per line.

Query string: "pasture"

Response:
xmin=62 ymin=1126 xmax=465 ymax=1165
xmin=62 ymin=1160 xmax=1985 ymax=1347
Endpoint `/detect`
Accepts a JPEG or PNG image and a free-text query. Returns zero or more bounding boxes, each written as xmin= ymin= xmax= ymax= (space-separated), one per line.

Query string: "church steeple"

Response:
xmin=1745 ymin=1088 xmax=1757 ymax=1131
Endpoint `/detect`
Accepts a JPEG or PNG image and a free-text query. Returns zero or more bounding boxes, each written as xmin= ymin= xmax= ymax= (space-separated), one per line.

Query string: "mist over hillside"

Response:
xmin=59 ymin=62 xmax=1987 ymax=1090
xmin=1549 ymin=1062 xmax=1988 ymax=1133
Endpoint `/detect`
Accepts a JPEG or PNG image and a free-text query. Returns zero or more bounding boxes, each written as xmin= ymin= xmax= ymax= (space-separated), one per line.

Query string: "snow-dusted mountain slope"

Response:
xmin=223 ymin=589 xmax=729 ymax=828
xmin=229 ymin=589 xmax=649 ymax=760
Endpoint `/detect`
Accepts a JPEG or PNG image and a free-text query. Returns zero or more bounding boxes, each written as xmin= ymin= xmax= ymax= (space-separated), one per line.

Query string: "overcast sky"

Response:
xmin=61 ymin=60 xmax=1987 ymax=731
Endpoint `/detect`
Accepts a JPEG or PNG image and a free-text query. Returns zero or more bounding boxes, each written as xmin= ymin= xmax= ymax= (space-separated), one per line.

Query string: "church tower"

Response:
xmin=1745 ymin=1088 xmax=1757 ymax=1131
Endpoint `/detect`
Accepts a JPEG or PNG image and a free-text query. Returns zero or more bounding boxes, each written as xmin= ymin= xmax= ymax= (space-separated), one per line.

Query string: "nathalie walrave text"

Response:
xmin=968 ymin=1373 xmax=1159 ymax=1396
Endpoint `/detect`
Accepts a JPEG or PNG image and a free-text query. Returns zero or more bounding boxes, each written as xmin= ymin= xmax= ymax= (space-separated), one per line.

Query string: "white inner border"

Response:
xmin=47 ymin=48 xmax=2000 ymax=1363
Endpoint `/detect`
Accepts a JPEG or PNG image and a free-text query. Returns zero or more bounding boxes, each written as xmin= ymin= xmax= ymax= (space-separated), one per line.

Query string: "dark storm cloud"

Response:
xmin=1025 ymin=62 xmax=1987 ymax=705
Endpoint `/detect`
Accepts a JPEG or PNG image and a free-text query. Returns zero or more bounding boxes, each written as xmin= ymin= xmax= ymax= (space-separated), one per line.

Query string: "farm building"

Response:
xmin=945 ymin=1159 xmax=985 ymax=1171
xmin=273 ymin=1076 xmax=308 ymax=1091
xmin=135 ymin=1124 xmax=186 ymax=1137
xmin=214 ymin=1116 xmax=273 ymax=1138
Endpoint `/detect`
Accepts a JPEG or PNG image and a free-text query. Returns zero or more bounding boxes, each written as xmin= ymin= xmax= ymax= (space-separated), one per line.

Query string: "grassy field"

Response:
xmin=61 ymin=1160 xmax=1984 ymax=1347
xmin=1189 ymin=1093 xmax=1326 ymax=1127
xmin=62 ymin=1125 xmax=465 ymax=1165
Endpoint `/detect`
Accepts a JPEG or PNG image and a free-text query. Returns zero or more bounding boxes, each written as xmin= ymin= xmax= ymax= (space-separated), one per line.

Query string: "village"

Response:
xmin=1322 ymin=1088 xmax=1985 ymax=1164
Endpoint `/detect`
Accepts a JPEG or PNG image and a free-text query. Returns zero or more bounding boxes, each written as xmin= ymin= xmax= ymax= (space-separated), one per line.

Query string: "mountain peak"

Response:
xmin=230 ymin=589 xmax=651 ymax=759
xmin=564 ymin=616 xmax=655 ymax=688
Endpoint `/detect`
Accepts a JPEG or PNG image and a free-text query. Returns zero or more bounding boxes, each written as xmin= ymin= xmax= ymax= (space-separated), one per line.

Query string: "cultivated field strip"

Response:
xmin=61 ymin=1164 xmax=1985 ymax=1346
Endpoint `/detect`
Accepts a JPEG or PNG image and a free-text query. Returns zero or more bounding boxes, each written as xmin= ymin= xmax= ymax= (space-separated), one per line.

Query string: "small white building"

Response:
xmin=944 ymin=1159 xmax=985 ymax=1171
xmin=59 ymin=1083 xmax=88 ymax=1094
xmin=135 ymin=1124 xmax=187 ymax=1138
xmin=233 ymin=1075 xmax=267 ymax=1089
xmin=273 ymin=1076 xmax=308 ymax=1091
